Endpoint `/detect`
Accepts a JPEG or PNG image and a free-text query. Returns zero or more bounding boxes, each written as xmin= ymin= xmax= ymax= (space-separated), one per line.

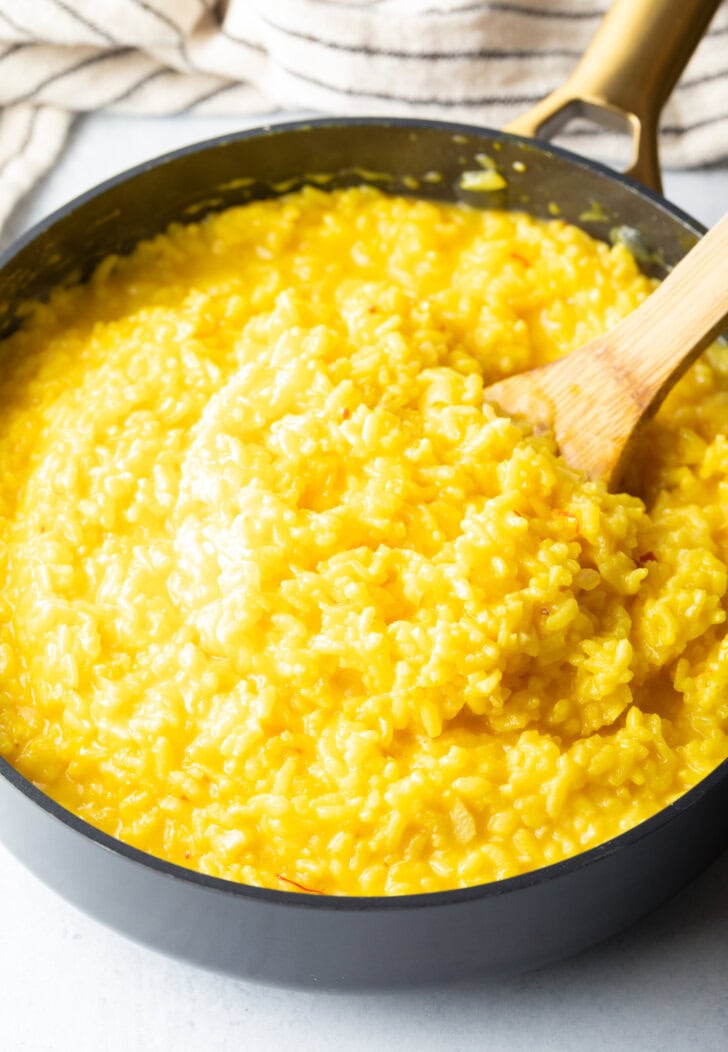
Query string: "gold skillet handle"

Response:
xmin=503 ymin=0 xmax=722 ymax=194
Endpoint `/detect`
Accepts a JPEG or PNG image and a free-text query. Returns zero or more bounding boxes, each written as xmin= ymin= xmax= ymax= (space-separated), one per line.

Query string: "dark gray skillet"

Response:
xmin=0 ymin=0 xmax=726 ymax=988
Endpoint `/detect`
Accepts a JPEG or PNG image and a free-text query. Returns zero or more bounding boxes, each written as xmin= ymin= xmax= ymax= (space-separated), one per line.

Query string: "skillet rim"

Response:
xmin=0 ymin=114 xmax=709 ymax=273
xmin=2 ymin=749 xmax=728 ymax=912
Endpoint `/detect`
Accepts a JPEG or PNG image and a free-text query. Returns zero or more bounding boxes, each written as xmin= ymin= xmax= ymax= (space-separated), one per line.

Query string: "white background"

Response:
xmin=1 ymin=112 xmax=726 ymax=1052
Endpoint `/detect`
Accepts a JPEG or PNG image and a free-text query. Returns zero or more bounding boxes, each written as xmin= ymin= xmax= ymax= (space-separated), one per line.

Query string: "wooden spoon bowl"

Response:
xmin=483 ymin=213 xmax=728 ymax=488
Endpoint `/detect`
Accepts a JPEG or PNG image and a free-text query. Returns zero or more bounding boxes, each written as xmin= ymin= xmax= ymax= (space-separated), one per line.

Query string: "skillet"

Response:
xmin=0 ymin=0 xmax=726 ymax=988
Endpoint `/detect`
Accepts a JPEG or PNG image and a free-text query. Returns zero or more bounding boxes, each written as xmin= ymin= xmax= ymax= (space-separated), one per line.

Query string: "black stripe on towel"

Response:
xmin=678 ymin=68 xmax=728 ymax=91
xmin=124 ymin=0 xmax=187 ymax=40
xmin=413 ymin=3 xmax=603 ymax=19
xmin=662 ymin=113 xmax=728 ymax=135
xmin=218 ymin=28 xmax=269 ymax=58
xmin=178 ymin=80 xmax=240 ymax=113
xmin=311 ymin=0 xmax=387 ymax=7
xmin=105 ymin=65 xmax=171 ymax=107
xmin=0 ymin=107 xmax=37 ymax=181
xmin=0 ymin=7 xmax=34 ymax=38
xmin=0 ymin=43 xmax=29 ymax=62
xmin=124 ymin=0 xmax=195 ymax=71
xmin=50 ymin=0 xmax=117 ymax=45
xmin=260 ymin=16 xmax=581 ymax=60
xmin=279 ymin=61 xmax=542 ymax=107
xmin=11 ymin=48 xmax=135 ymax=106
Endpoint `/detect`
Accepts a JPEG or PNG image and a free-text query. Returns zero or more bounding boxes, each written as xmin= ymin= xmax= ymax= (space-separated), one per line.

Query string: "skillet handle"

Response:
xmin=502 ymin=0 xmax=722 ymax=194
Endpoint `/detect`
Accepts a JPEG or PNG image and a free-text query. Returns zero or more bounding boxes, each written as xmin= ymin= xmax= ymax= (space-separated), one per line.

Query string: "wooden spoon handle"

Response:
xmin=594 ymin=213 xmax=728 ymax=415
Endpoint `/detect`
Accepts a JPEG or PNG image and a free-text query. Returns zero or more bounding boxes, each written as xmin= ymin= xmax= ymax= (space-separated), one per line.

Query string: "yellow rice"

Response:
xmin=0 ymin=186 xmax=726 ymax=896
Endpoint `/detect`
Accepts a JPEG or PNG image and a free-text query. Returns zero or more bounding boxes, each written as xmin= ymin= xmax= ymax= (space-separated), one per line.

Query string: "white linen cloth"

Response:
xmin=0 ymin=0 xmax=726 ymax=232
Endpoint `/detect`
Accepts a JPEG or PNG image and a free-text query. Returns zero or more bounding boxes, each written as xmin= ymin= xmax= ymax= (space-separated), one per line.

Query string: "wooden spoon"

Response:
xmin=483 ymin=213 xmax=728 ymax=488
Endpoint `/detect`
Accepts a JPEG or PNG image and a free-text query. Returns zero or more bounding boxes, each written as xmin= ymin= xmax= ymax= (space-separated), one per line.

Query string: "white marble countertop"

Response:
xmin=1 ymin=112 xmax=727 ymax=1052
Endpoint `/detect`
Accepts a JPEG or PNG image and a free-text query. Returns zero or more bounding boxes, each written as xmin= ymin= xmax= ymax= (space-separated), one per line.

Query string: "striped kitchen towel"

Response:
xmin=0 ymin=0 xmax=726 ymax=232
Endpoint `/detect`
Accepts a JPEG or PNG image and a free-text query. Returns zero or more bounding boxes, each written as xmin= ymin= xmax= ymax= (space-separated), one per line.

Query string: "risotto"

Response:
xmin=0 ymin=186 xmax=727 ymax=896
